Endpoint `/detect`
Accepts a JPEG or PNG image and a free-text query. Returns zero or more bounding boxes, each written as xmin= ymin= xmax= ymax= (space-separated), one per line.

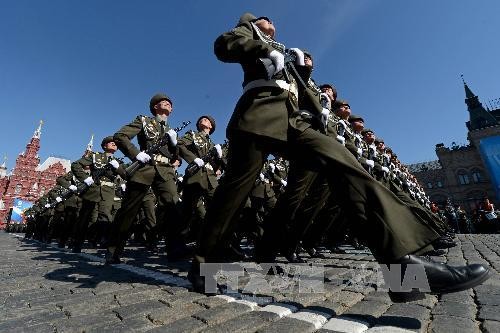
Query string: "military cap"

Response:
xmin=332 ymin=99 xmax=350 ymax=111
xmin=238 ymin=13 xmax=257 ymax=25
xmin=196 ymin=115 xmax=216 ymax=135
xmin=101 ymin=136 xmax=115 ymax=149
xmin=361 ymin=128 xmax=374 ymax=135
xmin=149 ymin=93 xmax=172 ymax=114
xmin=348 ymin=114 xmax=364 ymax=123
xmin=374 ymin=138 xmax=385 ymax=145
xmin=303 ymin=49 xmax=313 ymax=60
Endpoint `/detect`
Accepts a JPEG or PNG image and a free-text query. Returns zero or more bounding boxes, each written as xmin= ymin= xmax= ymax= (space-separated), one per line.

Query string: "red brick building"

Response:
xmin=0 ymin=121 xmax=70 ymax=226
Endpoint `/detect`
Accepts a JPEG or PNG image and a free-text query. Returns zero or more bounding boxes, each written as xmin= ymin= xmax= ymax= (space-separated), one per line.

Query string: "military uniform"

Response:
xmin=71 ymin=149 xmax=125 ymax=251
xmin=192 ymin=13 xmax=441 ymax=284
xmin=178 ymin=118 xmax=221 ymax=240
xmin=109 ymin=97 xmax=186 ymax=261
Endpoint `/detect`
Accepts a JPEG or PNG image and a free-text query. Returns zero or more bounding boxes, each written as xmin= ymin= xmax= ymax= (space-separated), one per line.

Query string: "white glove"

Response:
xmin=194 ymin=158 xmax=204 ymax=167
xmin=320 ymin=108 xmax=330 ymax=127
xmin=289 ymin=48 xmax=305 ymax=66
xmin=167 ymin=129 xmax=177 ymax=146
xmin=268 ymin=50 xmax=284 ymax=77
xmin=280 ymin=179 xmax=287 ymax=187
xmin=120 ymin=183 xmax=126 ymax=191
xmin=84 ymin=176 xmax=94 ymax=186
xmin=357 ymin=148 xmax=363 ymax=156
xmin=178 ymin=176 xmax=184 ymax=183
xmin=69 ymin=185 xmax=78 ymax=192
xmin=109 ymin=159 xmax=119 ymax=169
xmin=320 ymin=93 xmax=331 ymax=110
xmin=45 ymin=204 xmax=51 ymax=208
xmin=259 ymin=173 xmax=265 ymax=181
xmin=336 ymin=135 xmax=346 ymax=145
xmin=214 ymin=144 xmax=223 ymax=158
xmin=56 ymin=197 xmax=62 ymax=203
xmin=136 ymin=151 xmax=151 ymax=163
xmin=269 ymin=163 xmax=276 ymax=173
xmin=382 ymin=166 xmax=390 ymax=173
xmin=366 ymin=160 xmax=375 ymax=168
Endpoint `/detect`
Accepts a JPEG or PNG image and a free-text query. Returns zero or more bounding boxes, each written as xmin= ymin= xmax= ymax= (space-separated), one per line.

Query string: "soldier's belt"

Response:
xmin=243 ymin=79 xmax=298 ymax=99
xmin=100 ymin=181 xmax=115 ymax=187
xmin=153 ymin=154 xmax=170 ymax=165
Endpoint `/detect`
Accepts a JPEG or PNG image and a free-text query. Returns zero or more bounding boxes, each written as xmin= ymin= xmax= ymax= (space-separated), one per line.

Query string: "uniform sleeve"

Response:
xmin=214 ymin=23 xmax=274 ymax=64
xmin=177 ymin=132 xmax=198 ymax=164
xmin=71 ymin=155 xmax=93 ymax=182
xmin=114 ymin=116 xmax=144 ymax=160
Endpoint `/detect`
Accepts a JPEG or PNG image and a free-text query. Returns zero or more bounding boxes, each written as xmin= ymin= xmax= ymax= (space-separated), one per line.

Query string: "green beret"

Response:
xmin=100 ymin=136 xmax=115 ymax=149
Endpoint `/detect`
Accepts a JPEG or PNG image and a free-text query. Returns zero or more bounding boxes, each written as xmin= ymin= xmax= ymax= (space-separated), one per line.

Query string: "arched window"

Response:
xmin=14 ymin=184 xmax=22 ymax=195
xmin=457 ymin=171 xmax=470 ymax=185
xmin=437 ymin=180 xmax=443 ymax=188
xmin=471 ymin=169 xmax=482 ymax=183
xmin=427 ymin=182 xmax=433 ymax=189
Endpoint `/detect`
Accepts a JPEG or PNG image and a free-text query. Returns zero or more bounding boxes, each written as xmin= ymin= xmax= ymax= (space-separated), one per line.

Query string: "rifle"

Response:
xmin=125 ymin=121 xmax=191 ymax=178
xmin=184 ymin=145 xmax=221 ymax=178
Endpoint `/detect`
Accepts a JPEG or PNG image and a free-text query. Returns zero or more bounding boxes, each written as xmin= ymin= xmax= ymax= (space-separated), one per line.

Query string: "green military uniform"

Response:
xmin=192 ymin=13 xmax=441 ymax=287
xmin=56 ymin=171 xmax=81 ymax=247
xmin=178 ymin=119 xmax=221 ymax=240
xmin=109 ymin=103 xmax=186 ymax=260
xmin=71 ymin=150 xmax=125 ymax=251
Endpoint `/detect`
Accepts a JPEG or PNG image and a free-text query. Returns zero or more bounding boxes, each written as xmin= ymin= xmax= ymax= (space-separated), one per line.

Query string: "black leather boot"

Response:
xmin=386 ymin=255 xmax=490 ymax=302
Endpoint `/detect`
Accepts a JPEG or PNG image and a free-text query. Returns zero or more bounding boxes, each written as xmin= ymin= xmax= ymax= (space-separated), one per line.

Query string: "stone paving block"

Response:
xmin=428 ymin=315 xmax=478 ymax=333
xmin=147 ymin=302 xmax=206 ymax=325
xmin=279 ymin=292 xmax=326 ymax=307
xmin=55 ymin=312 xmax=120 ymax=332
xmin=0 ymin=309 xmax=67 ymax=331
xmin=476 ymin=293 xmax=500 ymax=305
xmin=377 ymin=304 xmax=430 ymax=332
xmin=482 ymin=320 xmax=500 ymax=333
xmin=363 ymin=291 xmax=392 ymax=304
xmin=192 ymin=302 xmax=253 ymax=326
xmin=431 ymin=301 xmax=476 ymax=319
xmin=257 ymin=316 xmax=316 ymax=333
xmin=146 ymin=316 xmax=207 ymax=333
xmin=439 ymin=290 xmax=474 ymax=304
xmin=477 ymin=305 xmax=500 ymax=321
xmin=317 ymin=316 xmax=371 ymax=333
xmin=342 ymin=300 xmax=391 ymax=323
xmin=200 ymin=310 xmax=278 ymax=333
xmin=193 ymin=295 xmax=228 ymax=308
xmin=113 ymin=299 xmax=169 ymax=319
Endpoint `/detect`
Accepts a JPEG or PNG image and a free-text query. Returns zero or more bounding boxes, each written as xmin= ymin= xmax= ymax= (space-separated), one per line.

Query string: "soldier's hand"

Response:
xmin=289 ymin=48 xmax=305 ymax=66
xmin=259 ymin=173 xmax=265 ymax=181
xmin=320 ymin=108 xmax=330 ymax=128
xmin=382 ymin=166 xmax=390 ymax=173
xmin=44 ymin=204 xmax=50 ymax=208
xmin=214 ymin=144 xmax=223 ymax=158
xmin=69 ymin=185 xmax=78 ymax=192
xmin=109 ymin=159 xmax=119 ymax=169
xmin=269 ymin=163 xmax=276 ymax=173
xmin=320 ymin=93 xmax=331 ymax=110
xmin=357 ymin=147 xmax=363 ymax=156
xmin=194 ymin=158 xmax=205 ymax=167
xmin=336 ymin=135 xmax=346 ymax=146
xmin=55 ymin=197 xmax=62 ymax=203
xmin=280 ymin=179 xmax=287 ymax=187
xmin=84 ymin=176 xmax=94 ymax=186
xmin=136 ymin=151 xmax=151 ymax=163
xmin=366 ymin=159 xmax=375 ymax=168
xmin=268 ymin=50 xmax=284 ymax=76
xmin=120 ymin=183 xmax=126 ymax=191
xmin=167 ymin=129 xmax=177 ymax=146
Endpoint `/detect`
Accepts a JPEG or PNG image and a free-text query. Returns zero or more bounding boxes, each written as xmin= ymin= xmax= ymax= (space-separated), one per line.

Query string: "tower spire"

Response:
xmin=1 ymin=155 xmax=6 ymax=168
xmin=461 ymin=75 xmax=476 ymax=99
xmin=86 ymin=134 xmax=94 ymax=152
xmin=33 ymin=120 xmax=43 ymax=139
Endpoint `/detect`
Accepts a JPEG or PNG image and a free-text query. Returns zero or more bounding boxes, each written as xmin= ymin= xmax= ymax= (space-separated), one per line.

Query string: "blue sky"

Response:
xmin=1 ymin=0 xmax=499 ymax=171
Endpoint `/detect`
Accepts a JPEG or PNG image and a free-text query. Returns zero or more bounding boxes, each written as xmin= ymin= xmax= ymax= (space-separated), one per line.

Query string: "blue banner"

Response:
xmin=479 ymin=136 xmax=500 ymax=201
xmin=9 ymin=198 xmax=34 ymax=224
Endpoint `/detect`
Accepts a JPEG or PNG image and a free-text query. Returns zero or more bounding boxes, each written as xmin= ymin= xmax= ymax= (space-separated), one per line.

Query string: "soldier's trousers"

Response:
xmin=108 ymin=174 xmax=183 ymax=252
xmin=195 ymin=128 xmax=439 ymax=265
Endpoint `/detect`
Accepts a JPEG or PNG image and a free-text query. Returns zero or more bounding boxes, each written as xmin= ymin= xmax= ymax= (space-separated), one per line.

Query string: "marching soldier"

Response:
xmin=178 ymin=115 xmax=222 ymax=240
xmin=70 ymin=136 xmax=125 ymax=253
xmin=189 ymin=12 xmax=490 ymax=300
xmin=106 ymin=93 xmax=188 ymax=263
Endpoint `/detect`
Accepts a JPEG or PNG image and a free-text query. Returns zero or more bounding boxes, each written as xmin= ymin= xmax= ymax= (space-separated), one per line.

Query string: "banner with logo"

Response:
xmin=9 ymin=198 xmax=34 ymax=224
xmin=479 ymin=136 xmax=500 ymax=201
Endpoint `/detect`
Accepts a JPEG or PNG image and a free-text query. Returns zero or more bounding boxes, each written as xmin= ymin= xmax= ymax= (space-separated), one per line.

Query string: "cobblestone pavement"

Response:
xmin=1 ymin=232 xmax=500 ymax=333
